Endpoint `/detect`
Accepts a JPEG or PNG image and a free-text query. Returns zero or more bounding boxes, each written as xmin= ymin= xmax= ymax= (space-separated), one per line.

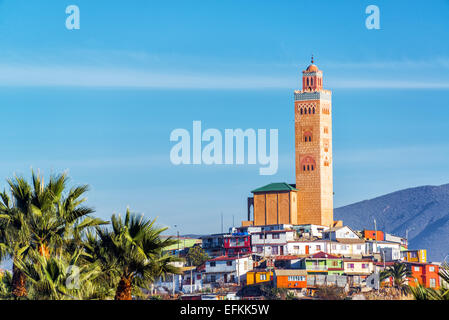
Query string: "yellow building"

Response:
xmin=246 ymin=270 xmax=273 ymax=286
xmin=401 ymin=249 xmax=427 ymax=263
xmin=243 ymin=58 xmax=335 ymax=228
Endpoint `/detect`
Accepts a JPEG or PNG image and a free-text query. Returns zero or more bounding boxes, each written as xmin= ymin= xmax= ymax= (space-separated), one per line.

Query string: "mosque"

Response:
xmin=242 ymin=57 xmax=341 ymax=228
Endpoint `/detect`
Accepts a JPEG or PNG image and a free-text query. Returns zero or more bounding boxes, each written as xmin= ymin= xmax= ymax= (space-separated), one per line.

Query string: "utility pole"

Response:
xmin=237 ymin=252 xmax=240 ymax=286
xmin=263 ymin=228 xmax=266 ymax=259
xmin=373 ymin=218 xmax=378 ymax=254
xmin=190 ymin=268 xmax=193 ymax=294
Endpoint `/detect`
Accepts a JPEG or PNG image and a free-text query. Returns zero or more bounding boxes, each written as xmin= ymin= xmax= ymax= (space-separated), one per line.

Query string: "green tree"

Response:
xmin=14 ymin=248 xmax=104 ymax=300
xmin=91 ymin=209 xmax=183 ymax=300
xmin=381 ymin=262 xmax=412 ymax=295
xmin=186 ymin=245 xmax=209 ymax=267
xmin=0 ymin=171 xmax=105 ymax=299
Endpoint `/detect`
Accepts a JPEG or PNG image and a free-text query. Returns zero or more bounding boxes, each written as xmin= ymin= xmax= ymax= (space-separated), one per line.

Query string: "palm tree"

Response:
xmin=0 ymin=171 xmax=105 ymax=299
xmin=14 ymin=248 xmax=104 ymax=300
xmin=381 ymin=262 xmax=412 ymax=295
xmin=92 ymin=209 xmax=183 ymax=300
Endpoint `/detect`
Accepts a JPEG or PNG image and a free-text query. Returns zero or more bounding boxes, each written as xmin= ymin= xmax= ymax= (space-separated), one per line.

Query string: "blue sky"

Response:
xmin=0 ymin=0 xmax=448 ymax=235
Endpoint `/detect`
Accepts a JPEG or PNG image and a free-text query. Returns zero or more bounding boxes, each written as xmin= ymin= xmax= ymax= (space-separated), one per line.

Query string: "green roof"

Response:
xmin=251 ymin=182 xmax=297 ymax=193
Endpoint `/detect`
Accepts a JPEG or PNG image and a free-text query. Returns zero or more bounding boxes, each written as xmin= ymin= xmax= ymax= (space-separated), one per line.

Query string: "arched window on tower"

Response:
xmin=313 ymin=107 xmax=316 ymax=114
xmin=304 ymin=131 xmax=312 ymax=142
xmin=300 ymin=156 xmax=316 ymax=173
xmin=300 ymin=108 xmax=303 ymax=115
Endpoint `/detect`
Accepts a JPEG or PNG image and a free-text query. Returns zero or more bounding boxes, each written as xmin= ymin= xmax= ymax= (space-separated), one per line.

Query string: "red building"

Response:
xmin=363 ymin=230 xmax=384 ymax=241
xmin=406 ymin=262 xmax=440 ymax=289
xmin=223 ymin=232 xmax=251 ymax=256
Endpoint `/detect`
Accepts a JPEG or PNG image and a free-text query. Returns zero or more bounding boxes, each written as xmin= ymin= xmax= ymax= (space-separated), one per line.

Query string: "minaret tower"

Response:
xmin=294 ymin=56 xmax=334 ymax=227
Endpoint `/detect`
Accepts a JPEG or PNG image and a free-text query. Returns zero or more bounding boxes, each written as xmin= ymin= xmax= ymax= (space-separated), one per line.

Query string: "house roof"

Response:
xmin=251 ymin=182 xmax=298 ymax=193
xmin=308 ymin=251 xmax=341 ymax=259
xmin=336 ymin=239 xmax=365 ymax=244
xmin=343 ymin=258 xmax=373 ymax=263
xmin=274 ymin=269 xmax=308 ymax=276
xmin=208 ymin=255 xmax=250 ymax=262
xmin=274 ymin=255 xmax=301 ymax=261
xmin=252 ymin=229 xmax=294 ymax=234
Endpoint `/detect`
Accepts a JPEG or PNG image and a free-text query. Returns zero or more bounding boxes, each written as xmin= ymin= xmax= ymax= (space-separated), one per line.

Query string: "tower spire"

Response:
xmin=311 ymin=54 xmax=314 ymax=64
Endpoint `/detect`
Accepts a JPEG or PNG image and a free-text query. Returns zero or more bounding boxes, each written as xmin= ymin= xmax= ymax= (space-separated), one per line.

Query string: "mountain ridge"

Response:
xmin=335 ymin=183 xmax=449 ymax=262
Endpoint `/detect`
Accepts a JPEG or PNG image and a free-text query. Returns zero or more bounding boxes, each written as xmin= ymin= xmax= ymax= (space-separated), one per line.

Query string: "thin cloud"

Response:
xmin=0 ymin=63 xmax=448 ymax=90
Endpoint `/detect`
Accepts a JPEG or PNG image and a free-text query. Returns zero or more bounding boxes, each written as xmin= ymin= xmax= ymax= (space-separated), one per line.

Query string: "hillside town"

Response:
xmin=153 ymin=220 xmax=443 ymax=300
xmin=152 ymin=59 xmax=447 ymax=300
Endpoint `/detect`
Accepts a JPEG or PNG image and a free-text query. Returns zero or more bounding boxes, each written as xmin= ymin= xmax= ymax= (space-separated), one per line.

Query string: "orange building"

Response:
xmin=249 ymin=183 xmax=298 ymax=226
xmin=406 ymin=262 xmax=440 ymax=289
xmin=274 ymin=269 xmax=308 ymax=289
xmin=363 ymin=230 xmax=384 ymax=241
xmin=295 ymin=57 xmax=334 ymax=227
xmin=243 ymin=58 xmax=335 ymax=228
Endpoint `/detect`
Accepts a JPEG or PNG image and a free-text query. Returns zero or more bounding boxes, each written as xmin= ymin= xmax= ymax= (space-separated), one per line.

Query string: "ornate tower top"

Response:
xmin=302 ymin=56 xmax=323 ymax=91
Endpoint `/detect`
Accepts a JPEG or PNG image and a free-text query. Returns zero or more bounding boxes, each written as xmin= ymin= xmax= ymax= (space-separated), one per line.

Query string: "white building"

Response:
xmin=294 ymin=224 xmax=330 ymax=238
xmin=327 ymin=239 xmax=367 ymax=256
xmin=385 ymin=233 xmax=407 ymax=248
xmin=251 ymin=229 xmax=296 ymax=256
xmin=181 ymin=267 xmax=204 ymax=293
xmin=366 ymin=240 xmax=401 ymax=261
xmin=286 ymin=240 xmax=327 ymax=255
xmin=322 ymin=226 xmax=360 ymax=241
xmin=204 ymin=255 xmax=253 ymax=285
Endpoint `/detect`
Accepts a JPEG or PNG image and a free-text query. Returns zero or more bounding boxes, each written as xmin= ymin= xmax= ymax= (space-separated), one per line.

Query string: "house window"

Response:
xmin=260 ymin=274 xmax=267 ymax=281
xmin=272 ymin=246 xmax=278 ymax=255
xmin=414 ymin=266 xmax=420 ymax=272
xmin=429 ymin=266 xmax=435 ymax=272
xmin=357 ymin=245 xmax=362 ymax=250
xmin=410 ymin=252 xmax=418 ymax=258
xmin=210 ymin=261 xmax=216 ymax=267
xmin=430 ymin=278 xmax=436 ymax=288
xmin=211 ymin=275 xmax=216 ymax=282
xmin=330 ymin=260 xmax=339 ymax=267
xmin=272 ymin=233 xmax=280 ymax=239
xmin=362 ymin=264 xmax=368 ymax=269
xmin=257 ymin=246 xmax=263 ymax=253
xmin=349 ymin=263 xmax=354 ymax=269
xmin=226 ymin=261 xmax=233 ymax=266
xmin=294 ymin=246 xmax=299 ymax=250
xmin=316 ymin=245 xmax=321 ymax=251
xmin=288 ymin=276 xmax=305 ymax=282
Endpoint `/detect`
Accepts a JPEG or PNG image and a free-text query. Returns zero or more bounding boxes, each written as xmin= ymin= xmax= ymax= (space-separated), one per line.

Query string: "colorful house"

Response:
xmin=274 ymin=269 xmax=308 ymax=289
xmin=401 ymin=249 xmax=427 ymax=263
xmin=406 ymin=262 xmax=440 ymax=289
xmin=204 ymin=255 xmax=253 ymax=286
xmin=363 ymin=230 xmax=384 ymax=241
xmin=303 ymin=252 xmax=344 ymax=275
xmin=343 ymin=259 xmax=374 ymax=277
xmin=245 ymin=269 xmax=273 ymax=286
xmin=224 ymin=232 xmax=252 ymax=256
